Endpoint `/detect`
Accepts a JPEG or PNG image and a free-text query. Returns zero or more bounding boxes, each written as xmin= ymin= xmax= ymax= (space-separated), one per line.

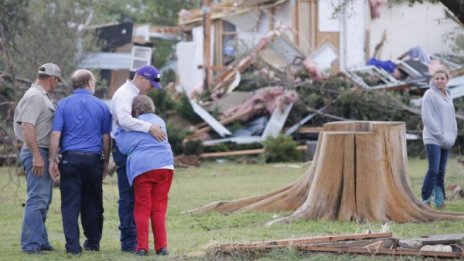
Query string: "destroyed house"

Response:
xmin=176 ymin=0 xmax=461 ymax=95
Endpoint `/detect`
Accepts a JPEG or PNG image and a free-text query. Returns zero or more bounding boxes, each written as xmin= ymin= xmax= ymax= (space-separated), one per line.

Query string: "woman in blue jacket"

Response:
xmin=115 ymin=95 xmax=173 ymax=256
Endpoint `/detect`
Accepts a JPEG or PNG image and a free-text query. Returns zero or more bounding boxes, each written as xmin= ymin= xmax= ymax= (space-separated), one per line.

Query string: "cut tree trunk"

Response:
xmin=189 ymin=121 xmax=464 ymax=224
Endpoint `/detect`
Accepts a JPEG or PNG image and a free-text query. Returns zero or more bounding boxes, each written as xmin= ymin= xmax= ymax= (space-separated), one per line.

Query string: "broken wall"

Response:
xmin=176 ymin=26 xmax=209 ymax=95
xmin=223 ymin=9 xmax=264 ymax=50
xmin=369 ymin=2 xmax=460 ymax=60
xmin=224 ymin=2 xmax=295 ymax=54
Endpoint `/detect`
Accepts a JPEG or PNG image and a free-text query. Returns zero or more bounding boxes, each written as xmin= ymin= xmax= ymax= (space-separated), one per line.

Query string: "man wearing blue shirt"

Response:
xmin=48 ymin=69 xmax=112 ymax=255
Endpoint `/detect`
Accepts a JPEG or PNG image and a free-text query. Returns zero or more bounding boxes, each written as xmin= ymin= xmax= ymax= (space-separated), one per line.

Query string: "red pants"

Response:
xmin=133 ymin=169 xmax=173 ymax=252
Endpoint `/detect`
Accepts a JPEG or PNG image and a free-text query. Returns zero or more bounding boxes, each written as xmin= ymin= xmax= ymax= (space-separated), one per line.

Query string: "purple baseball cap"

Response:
xmin=136 ymin=65 xmax=162 ymax=89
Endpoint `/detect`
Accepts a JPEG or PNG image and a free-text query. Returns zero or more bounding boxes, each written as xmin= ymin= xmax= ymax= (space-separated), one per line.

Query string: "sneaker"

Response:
xmin=422 ymin=200 xmax=431 ymax=207
xmin=83 ymin=241 xmax=100 ymax=251
xmin=40 ymin=245 xmax=55 ymax=251
xmin=134 ymin=249 xmax=148 ymax=256
xmin=156 ymin=248 xmax=169 ymax=256
xmin=24 ymin=249 xmax=43 ymax=255
xmin=122 ymin=247 xmax=136 ymax=252
xmin=66 ymin=251 xmax=82 ymax=256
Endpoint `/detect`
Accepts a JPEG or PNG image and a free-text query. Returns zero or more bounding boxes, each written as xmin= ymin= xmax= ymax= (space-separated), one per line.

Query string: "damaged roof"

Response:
xmin=178 ymin=0 xmax=287 ymax=26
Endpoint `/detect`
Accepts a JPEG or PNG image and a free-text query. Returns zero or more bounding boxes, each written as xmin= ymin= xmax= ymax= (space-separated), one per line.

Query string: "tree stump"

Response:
xmin=190 ymin=121 xmax=464 ymax=224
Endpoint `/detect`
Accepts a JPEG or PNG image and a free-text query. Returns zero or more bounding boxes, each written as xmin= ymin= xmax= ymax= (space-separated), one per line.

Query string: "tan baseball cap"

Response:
xmin=38 ymin=63 xmax=64 ymax=82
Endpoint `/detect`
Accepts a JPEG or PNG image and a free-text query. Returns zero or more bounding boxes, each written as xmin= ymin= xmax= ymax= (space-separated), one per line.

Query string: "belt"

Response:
xmin=62 ymin=151 xmax=101 ymax=157
xmin=23 ymin=146 xmax=48 ymax=151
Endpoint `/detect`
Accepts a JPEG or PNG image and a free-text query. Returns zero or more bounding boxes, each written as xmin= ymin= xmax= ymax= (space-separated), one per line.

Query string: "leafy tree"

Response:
xmin=0 ymin=0 xmax=103 ymax=93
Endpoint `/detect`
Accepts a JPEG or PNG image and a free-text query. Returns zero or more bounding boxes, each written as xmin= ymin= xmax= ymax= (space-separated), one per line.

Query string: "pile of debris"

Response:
xmin=209 ymin=232 xmax=464 ymax=259
xmin=169 ymin=0 xmax=464 ymax=161
xmin=175 ymin=43 xmax=464 ymax=160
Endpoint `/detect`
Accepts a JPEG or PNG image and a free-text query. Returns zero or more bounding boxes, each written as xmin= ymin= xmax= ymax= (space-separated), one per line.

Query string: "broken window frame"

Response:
xmin=343 ymin=65 xmax=404 ymax=90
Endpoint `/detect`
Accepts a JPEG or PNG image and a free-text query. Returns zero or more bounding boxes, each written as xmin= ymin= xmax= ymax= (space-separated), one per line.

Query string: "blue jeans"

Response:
xmin=421 ymin=144 xmax=449 ymax=208
xmin=20 ymin=147 xmax=53 ymax=252
xmin=112 ymin=140 xmax=136 ymax=251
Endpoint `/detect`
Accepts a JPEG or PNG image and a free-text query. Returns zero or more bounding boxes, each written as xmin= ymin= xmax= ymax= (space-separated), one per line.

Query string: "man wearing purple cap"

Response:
xmin=110 ymin=65 xmax=166 ymax=252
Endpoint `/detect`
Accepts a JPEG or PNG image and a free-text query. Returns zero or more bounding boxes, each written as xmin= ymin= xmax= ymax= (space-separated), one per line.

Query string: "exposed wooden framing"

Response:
xmin=148 ymin=25 xmax=184 ymax=34
xmin=365 ymin=29 xmax=370 ymax=61
xmin=179 ymin=0 xmax=287 ymax=26
xmin=309 ymin=0 xmax=317 ymax=50
xmin=203 ymin=0 xmax=212 ymax=91
xmin=293 ymin=1 xmax=299 ymax=47
xmin=213 ymin=20 xmax=223 ymax=67
xmin=268 ymin=7 xmax=274 ymax=31
xmin=197 ymin=65 xmax=226 ymax=71
xmin=296 ymin=0 xmax=312 ymax=55
xmin=200 ymin=145 xmax=308 ymax=159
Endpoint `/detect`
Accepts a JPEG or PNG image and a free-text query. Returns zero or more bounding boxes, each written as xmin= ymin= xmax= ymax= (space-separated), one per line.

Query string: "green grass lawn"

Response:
xmin=1 ymin=158 xmax=464 ymax=260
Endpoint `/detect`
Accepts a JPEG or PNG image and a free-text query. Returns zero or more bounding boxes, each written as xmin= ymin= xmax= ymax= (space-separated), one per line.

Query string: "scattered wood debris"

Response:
xmin=199 ymin=145 xmax=307 ymax=159
xmin=210 ymin=232 xmax=464 ymax=259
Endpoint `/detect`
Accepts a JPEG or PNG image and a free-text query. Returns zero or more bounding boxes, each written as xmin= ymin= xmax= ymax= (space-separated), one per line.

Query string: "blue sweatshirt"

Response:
xmin=421 ymin=83 xmax=457 ymax=148
xmin=115 ymin=113 xmax=174 ymax=186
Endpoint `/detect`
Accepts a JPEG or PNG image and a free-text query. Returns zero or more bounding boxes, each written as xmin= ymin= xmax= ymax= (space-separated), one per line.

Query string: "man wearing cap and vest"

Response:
xmin=110 ymin=65 xmax=165 ymax=252
xmin=14 ymin=63 xmax=63 ymax=255
xmin=48 ymin=69 xmax=112 ymax=255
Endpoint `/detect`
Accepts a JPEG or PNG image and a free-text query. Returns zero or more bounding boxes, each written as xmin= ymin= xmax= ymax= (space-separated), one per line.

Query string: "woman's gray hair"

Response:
xmin=132 ymin=95 xmax=155 ymax=117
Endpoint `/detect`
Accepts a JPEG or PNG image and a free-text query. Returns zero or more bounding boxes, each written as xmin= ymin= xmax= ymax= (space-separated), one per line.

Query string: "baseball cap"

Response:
xmin=136 ymin=65 xmax=162 ymax=89
xmin=38 ymin=63 xmax=64 ymax=82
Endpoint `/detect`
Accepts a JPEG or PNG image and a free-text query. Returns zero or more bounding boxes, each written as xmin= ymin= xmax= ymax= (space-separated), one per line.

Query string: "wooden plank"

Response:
xmin=268 ymin=7 xmax=274 ymax=31
xmin=292 ymin=0 xmax=299 ymax=48
xmin=296 ymin=126 xmax=322 ymax=134
xmin=218 ymin=232 xmax=392 ymax=251
xmin=200 ymin=145 xmax=307 ymax=158
xmin=299 ymin=245 xmax=463 ymax=258
xmin=308 ymin=238 xmax=398 ymax=249
xmin=201 ymin=148 xmax=265 ymax=158
xmin=213 ymin=20 xmax=223 ymax=66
